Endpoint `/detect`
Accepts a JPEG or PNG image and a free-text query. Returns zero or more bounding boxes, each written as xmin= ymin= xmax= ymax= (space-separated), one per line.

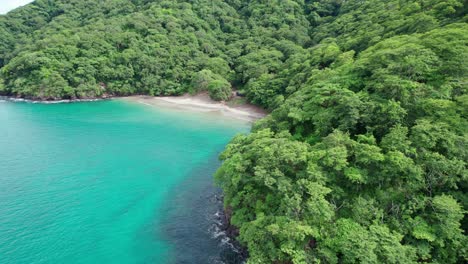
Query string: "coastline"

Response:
xmin=2 ymin=93 xmax=254 ymax=259
xmin=0 ymin=96 xmax=106 ymax=104
xmin=0 ymin=98 xmax=248 ymax=263
xmin=121 ymin=93 xmax=267 ymax=123
xmin=1 ymin=94 xmax=267 ymax=122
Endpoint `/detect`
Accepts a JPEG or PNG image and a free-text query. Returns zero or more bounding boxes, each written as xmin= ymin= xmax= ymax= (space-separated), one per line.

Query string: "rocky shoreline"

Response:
xmin=0 ymin=95 xmax=111 ymax=104
xmin=214 ymin=194 xmax=249 ymax=262
xmin=0 ymin=95 xmax=115 ymax=104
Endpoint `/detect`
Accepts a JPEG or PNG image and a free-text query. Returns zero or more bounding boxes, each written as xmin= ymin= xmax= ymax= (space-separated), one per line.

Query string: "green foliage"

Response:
xmin=191 ymin=69 xmax=232 ymax=101
xmin=191 ymin=70 xmax=218 ymax=94
xmin=1 ymin=0 xmax=467 ymax=263
xmin=0 ymin=0 xmax=238 ymax=99
xmin=208 ymin=79 xmax=231 ymax=101
xmin=216 ymin=2 xmax=467 ymax=264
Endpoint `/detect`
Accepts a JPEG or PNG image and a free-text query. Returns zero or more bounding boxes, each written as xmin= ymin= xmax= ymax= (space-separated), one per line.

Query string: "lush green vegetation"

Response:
xmin=1 ymin=0 xmax=467 ymax=263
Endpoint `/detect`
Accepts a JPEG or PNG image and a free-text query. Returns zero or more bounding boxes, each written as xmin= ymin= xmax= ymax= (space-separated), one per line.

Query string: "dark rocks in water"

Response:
xmin=0 ymin=94 xmax=112 ymax=104
xmin=4 ymin=91 xmax=113 ymax=102
xmin=221 ymin=207 xmax=239 ymax=238
xmin=219 ymin=204 xmax=248 ymax=260
xmin=158 ymin=158 xmax=248 ymax=264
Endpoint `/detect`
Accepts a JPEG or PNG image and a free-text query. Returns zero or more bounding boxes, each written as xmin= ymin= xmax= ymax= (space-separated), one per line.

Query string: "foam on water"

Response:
xmin=0 ymin=96 xmax=105 ymax=104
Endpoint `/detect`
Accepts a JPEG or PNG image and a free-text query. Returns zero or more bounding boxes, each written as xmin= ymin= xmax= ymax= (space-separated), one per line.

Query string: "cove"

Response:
xmin=0 ymin=99 xmax=249 ymax=263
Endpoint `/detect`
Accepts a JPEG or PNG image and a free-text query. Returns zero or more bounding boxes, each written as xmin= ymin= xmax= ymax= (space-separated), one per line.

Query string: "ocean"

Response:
xmin=0 ymin=99 xmax=248 ymax=263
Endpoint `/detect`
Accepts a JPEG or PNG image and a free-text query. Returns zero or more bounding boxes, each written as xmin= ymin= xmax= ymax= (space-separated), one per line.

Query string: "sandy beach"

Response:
xmin=121 ymin=93 xmax=267 ymax=122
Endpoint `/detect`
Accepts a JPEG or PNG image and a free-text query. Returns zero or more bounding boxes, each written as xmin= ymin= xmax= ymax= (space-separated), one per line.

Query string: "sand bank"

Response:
xmin=121 ymin=93 xmax=267 ymax=122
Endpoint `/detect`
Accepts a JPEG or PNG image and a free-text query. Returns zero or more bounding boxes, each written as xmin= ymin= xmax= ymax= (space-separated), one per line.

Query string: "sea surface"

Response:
xmin=0 ymin=99 xmax=249 ymax=264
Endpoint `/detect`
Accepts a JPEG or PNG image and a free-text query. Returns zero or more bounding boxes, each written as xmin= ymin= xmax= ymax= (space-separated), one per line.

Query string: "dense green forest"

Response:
xmin=1 ymin=0 xmax=467 ymax=263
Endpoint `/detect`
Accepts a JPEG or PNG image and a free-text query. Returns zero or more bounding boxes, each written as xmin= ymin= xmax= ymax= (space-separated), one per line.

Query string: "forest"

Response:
xmin=0 ymin=0 xmax=467 ymax=263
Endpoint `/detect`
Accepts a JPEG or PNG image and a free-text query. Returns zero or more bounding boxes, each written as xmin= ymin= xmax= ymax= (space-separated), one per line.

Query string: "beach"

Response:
xmin=121 ymin=93 xmax=267 ymax=122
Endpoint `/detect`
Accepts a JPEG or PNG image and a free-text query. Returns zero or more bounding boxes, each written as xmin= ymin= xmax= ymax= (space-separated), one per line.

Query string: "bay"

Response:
xmin=0 ymin=99 xmax=248 ymax=263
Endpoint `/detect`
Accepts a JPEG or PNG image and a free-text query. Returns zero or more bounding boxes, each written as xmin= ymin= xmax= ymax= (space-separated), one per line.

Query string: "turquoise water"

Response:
xmin=0 ymin=99 xmax=248 ymax=264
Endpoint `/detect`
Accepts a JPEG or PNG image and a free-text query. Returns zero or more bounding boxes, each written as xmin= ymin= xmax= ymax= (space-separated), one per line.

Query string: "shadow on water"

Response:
xmin=157 ymin=153 xmax=245 ymax=264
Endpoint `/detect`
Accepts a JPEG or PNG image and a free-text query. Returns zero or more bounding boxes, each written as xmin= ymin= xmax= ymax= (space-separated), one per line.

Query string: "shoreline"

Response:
xmin=2 ymin=93 xmax=254 ymax=259
xmin=121 ymin=94 xmax=267 ymax=123
xmin=1 ymin=94 xmax=267 ymax=122
xmin=0 ymin=96 xmax=106 ymax=104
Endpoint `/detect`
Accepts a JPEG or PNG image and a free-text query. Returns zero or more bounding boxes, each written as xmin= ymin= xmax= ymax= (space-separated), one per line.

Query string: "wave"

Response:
xmin=0 ymin=96 xmax=104 ymax=104
xmin=207 ymin=209 xmax=245 ymax=263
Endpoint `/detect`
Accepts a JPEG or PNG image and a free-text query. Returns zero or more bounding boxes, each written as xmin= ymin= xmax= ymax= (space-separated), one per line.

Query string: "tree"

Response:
xmin=208 ymin=79 xmax=232 ymax=101
xmin=0 ymin=0 xmax=466 ymax=262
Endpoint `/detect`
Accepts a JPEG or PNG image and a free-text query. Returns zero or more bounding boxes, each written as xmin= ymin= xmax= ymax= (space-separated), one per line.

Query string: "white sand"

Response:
xmin=121 ymin=93 xmax=267 ymax=122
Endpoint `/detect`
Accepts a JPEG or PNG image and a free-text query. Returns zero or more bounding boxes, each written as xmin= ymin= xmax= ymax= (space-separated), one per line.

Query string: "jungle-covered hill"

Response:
xmin=1 ymin=0 xmax=467 ymax=263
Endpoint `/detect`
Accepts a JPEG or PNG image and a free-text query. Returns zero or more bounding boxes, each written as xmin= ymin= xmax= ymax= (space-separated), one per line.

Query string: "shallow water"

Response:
xmin=0 ymin=100 xmax=248 ymax=263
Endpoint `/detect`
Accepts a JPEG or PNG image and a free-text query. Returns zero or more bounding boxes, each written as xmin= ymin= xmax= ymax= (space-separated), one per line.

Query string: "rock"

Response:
xmin=221 ymin=206 xmax=248 ymax=259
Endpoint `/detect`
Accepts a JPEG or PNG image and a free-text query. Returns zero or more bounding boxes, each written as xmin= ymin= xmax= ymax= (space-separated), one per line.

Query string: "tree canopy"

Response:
xmin=1 ymin=0 xmax=467 ymax=263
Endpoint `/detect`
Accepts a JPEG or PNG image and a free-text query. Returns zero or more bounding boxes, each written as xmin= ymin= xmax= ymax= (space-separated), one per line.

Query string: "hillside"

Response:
xmin=1 ymin=0 xmax=467 ymax=263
